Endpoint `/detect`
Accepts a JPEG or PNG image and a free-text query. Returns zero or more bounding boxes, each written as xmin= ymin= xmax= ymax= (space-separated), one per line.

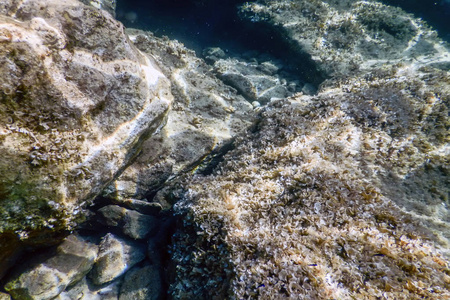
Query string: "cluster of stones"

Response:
xmin=3 ymin=200 xmax=167 ymax=300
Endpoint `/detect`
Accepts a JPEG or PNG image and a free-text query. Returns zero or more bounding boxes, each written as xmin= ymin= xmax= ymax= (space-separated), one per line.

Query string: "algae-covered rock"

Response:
xmin=105 ymin=29 xmax=255 ymax=203
xmin=170 ymin=63 xmax=450 ymax=299
xmin=239 ymin=0 xmax=450 ymax=79
xmin=0 ymin=0 xmax=172 ymax=269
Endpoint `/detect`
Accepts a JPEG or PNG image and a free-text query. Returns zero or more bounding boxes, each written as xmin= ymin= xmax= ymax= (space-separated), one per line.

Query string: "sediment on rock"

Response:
xmin=170 ymin=63 xmax=450 ymax=299
xmin=0 ymin=0 xmax=172 ymax=281
xmin=1 ymin=0 xmax=449 ymax=299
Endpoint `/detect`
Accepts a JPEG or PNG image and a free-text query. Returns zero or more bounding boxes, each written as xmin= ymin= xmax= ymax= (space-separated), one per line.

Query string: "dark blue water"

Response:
xmin=116 ymin=0 xmax=252 ymax=54
xmin=116 ymin=0 xmax=450 ymax=52
xmin=382 ymin=0 xmax=450 ymax=42
xmin=116 ymin=0 xmax=324 ymax=84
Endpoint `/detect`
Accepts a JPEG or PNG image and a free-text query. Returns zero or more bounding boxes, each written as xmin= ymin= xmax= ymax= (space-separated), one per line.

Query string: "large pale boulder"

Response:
xmin=0 ymin=0 xmax=171 ymax=276
xmin=104 ymin=29 xmax=255 ymax=204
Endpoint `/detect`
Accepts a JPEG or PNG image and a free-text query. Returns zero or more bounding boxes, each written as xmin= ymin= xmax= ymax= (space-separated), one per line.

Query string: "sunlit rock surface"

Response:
xmin=239 ymin=0 xmax=450 ymax=78
xmin=56 ymin=277 xmax=120 ymax=300
xmin=105 ymin=29 xmax=255 ymax=203
xmin=0 ymin=0 xmax=449 ymax=299
xmin=80 ymin=0 xmax=116 ymax=17
xmin=89 ymin=233 xmax=146 ymax=286
xmin=170 ymin=63 xmax=450 ymax=299
xmin=0 ymin=0 xmax=171 ymax=275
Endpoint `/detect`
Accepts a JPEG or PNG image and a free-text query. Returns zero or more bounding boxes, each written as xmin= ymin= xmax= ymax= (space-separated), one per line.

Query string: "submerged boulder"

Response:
xmin=89 ymin=233 xmax=146 ymax=286
xmin=0 ymin=0 xmax=172 ymax=277
xmin=104 ymin=29 xmax=255 ymax=203
xmin=170 ymin=63 xmax=450 ymax=298
xmin=5 ymin=235 xmax=98 ymax=300
xmin=239 ymin=0 xmax=450 ymax=79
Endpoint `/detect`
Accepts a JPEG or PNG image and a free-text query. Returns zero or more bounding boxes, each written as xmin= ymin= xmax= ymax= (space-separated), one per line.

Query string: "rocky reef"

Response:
xmin=0 ymin=0 xmax=172 ymax=280
xmin=170 ymin=64 xmax=450 ymax=298
xmin=0 ymin=0 xmax=449 ymax=299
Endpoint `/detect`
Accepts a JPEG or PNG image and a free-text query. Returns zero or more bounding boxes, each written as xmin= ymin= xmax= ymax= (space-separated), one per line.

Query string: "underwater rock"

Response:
xmin=89 ymin=233 xmax=146 ymax=285
xmin=97 ymin=205 xmax=159 ymax=240
xmin=110 ymin=198 xmax=162 ymax=216
xmin=239 ymin=0 xmax=450 ymax=79
xmin=5 ymin=235 xmax=98 ymax=300
xmin=118 ymin=262 xmax=162 ymax=300
xmin=80 ymin=0 xmax=116 ymax=17
xmin=0 ymin=293 xmax=10 ymax=300
xmin=0 ymin=0 xmax=172 ymax=273
xmin=104 ymin=29 xmax=255 ymax=202
xmin=212 ymin=57 xmax=302 ymax=105
xmin=170 ymin=63 xmax=450 ymax=298
xmin=56 ymin=277 xmax=120 ymax=300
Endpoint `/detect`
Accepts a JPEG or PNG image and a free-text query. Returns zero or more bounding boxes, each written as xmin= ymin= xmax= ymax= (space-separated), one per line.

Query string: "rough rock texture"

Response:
xmin=89 ymin=233 xmax=146 ymax=285
xmin=0 ymin=0 xmax=171 ymax=275
xmin=239 ymin=0 xmax=450 ymax=79
xmin=119 ymin=262 xmax=162 ymax=300
xmin=56 ymin=277 xmax=120 ymax=300
xmin=170 ymin=63 xmax=450 ymax=299
xmin=0 ymin=293 xmax=11 ymax=300
xmin=204 ymin=48 xmax=308 ymax=105
xmin=104 ymin=29 xmax=255 ymax=204
xmin=1 ymin=0 xmax=449 ymax=299
xmin=5 ymin=235 xmax=98 ymax=300
xmin=110 ymin=198 xmax=162 ymax=215
xmin=80 ymin=0 xmax=116 ymax=17
xmin=97 ymin=205 xmax=159 ymax=239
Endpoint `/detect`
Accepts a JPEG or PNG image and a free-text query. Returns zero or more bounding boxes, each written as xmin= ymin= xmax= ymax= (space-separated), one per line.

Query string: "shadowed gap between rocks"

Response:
xmin=116 ymin=0 xmax=326 ymax=88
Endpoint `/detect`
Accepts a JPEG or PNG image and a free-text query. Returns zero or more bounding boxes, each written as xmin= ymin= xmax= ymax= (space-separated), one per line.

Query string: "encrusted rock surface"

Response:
xmin=0 ymin=0 xmax=172 ymax=274
xmin=104 ymin=29 xmax=256 ymax=203
xmin=89 ymin=233 xmax=146 ymax=285
xmin=0 ymin=0 xmax=449 ymax=299
xmin=239 ymin=0 xmax=450 ymax=78
xmin=119 ymin=262 xmax=162 ymax=300
xmin=97 ymin=205 xmax=159 ymax=239
xmin=5 ymin=235 xmax=98 ymax=300
xmin=170 ymin=64 xmax=450 ymax=298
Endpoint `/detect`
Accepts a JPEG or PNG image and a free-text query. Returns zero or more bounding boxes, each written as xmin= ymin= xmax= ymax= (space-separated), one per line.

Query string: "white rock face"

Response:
xmin=0 ymin=0 xmax=172 ymax=241
xmin=105 ymin=30 xmax=255 ymax=203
